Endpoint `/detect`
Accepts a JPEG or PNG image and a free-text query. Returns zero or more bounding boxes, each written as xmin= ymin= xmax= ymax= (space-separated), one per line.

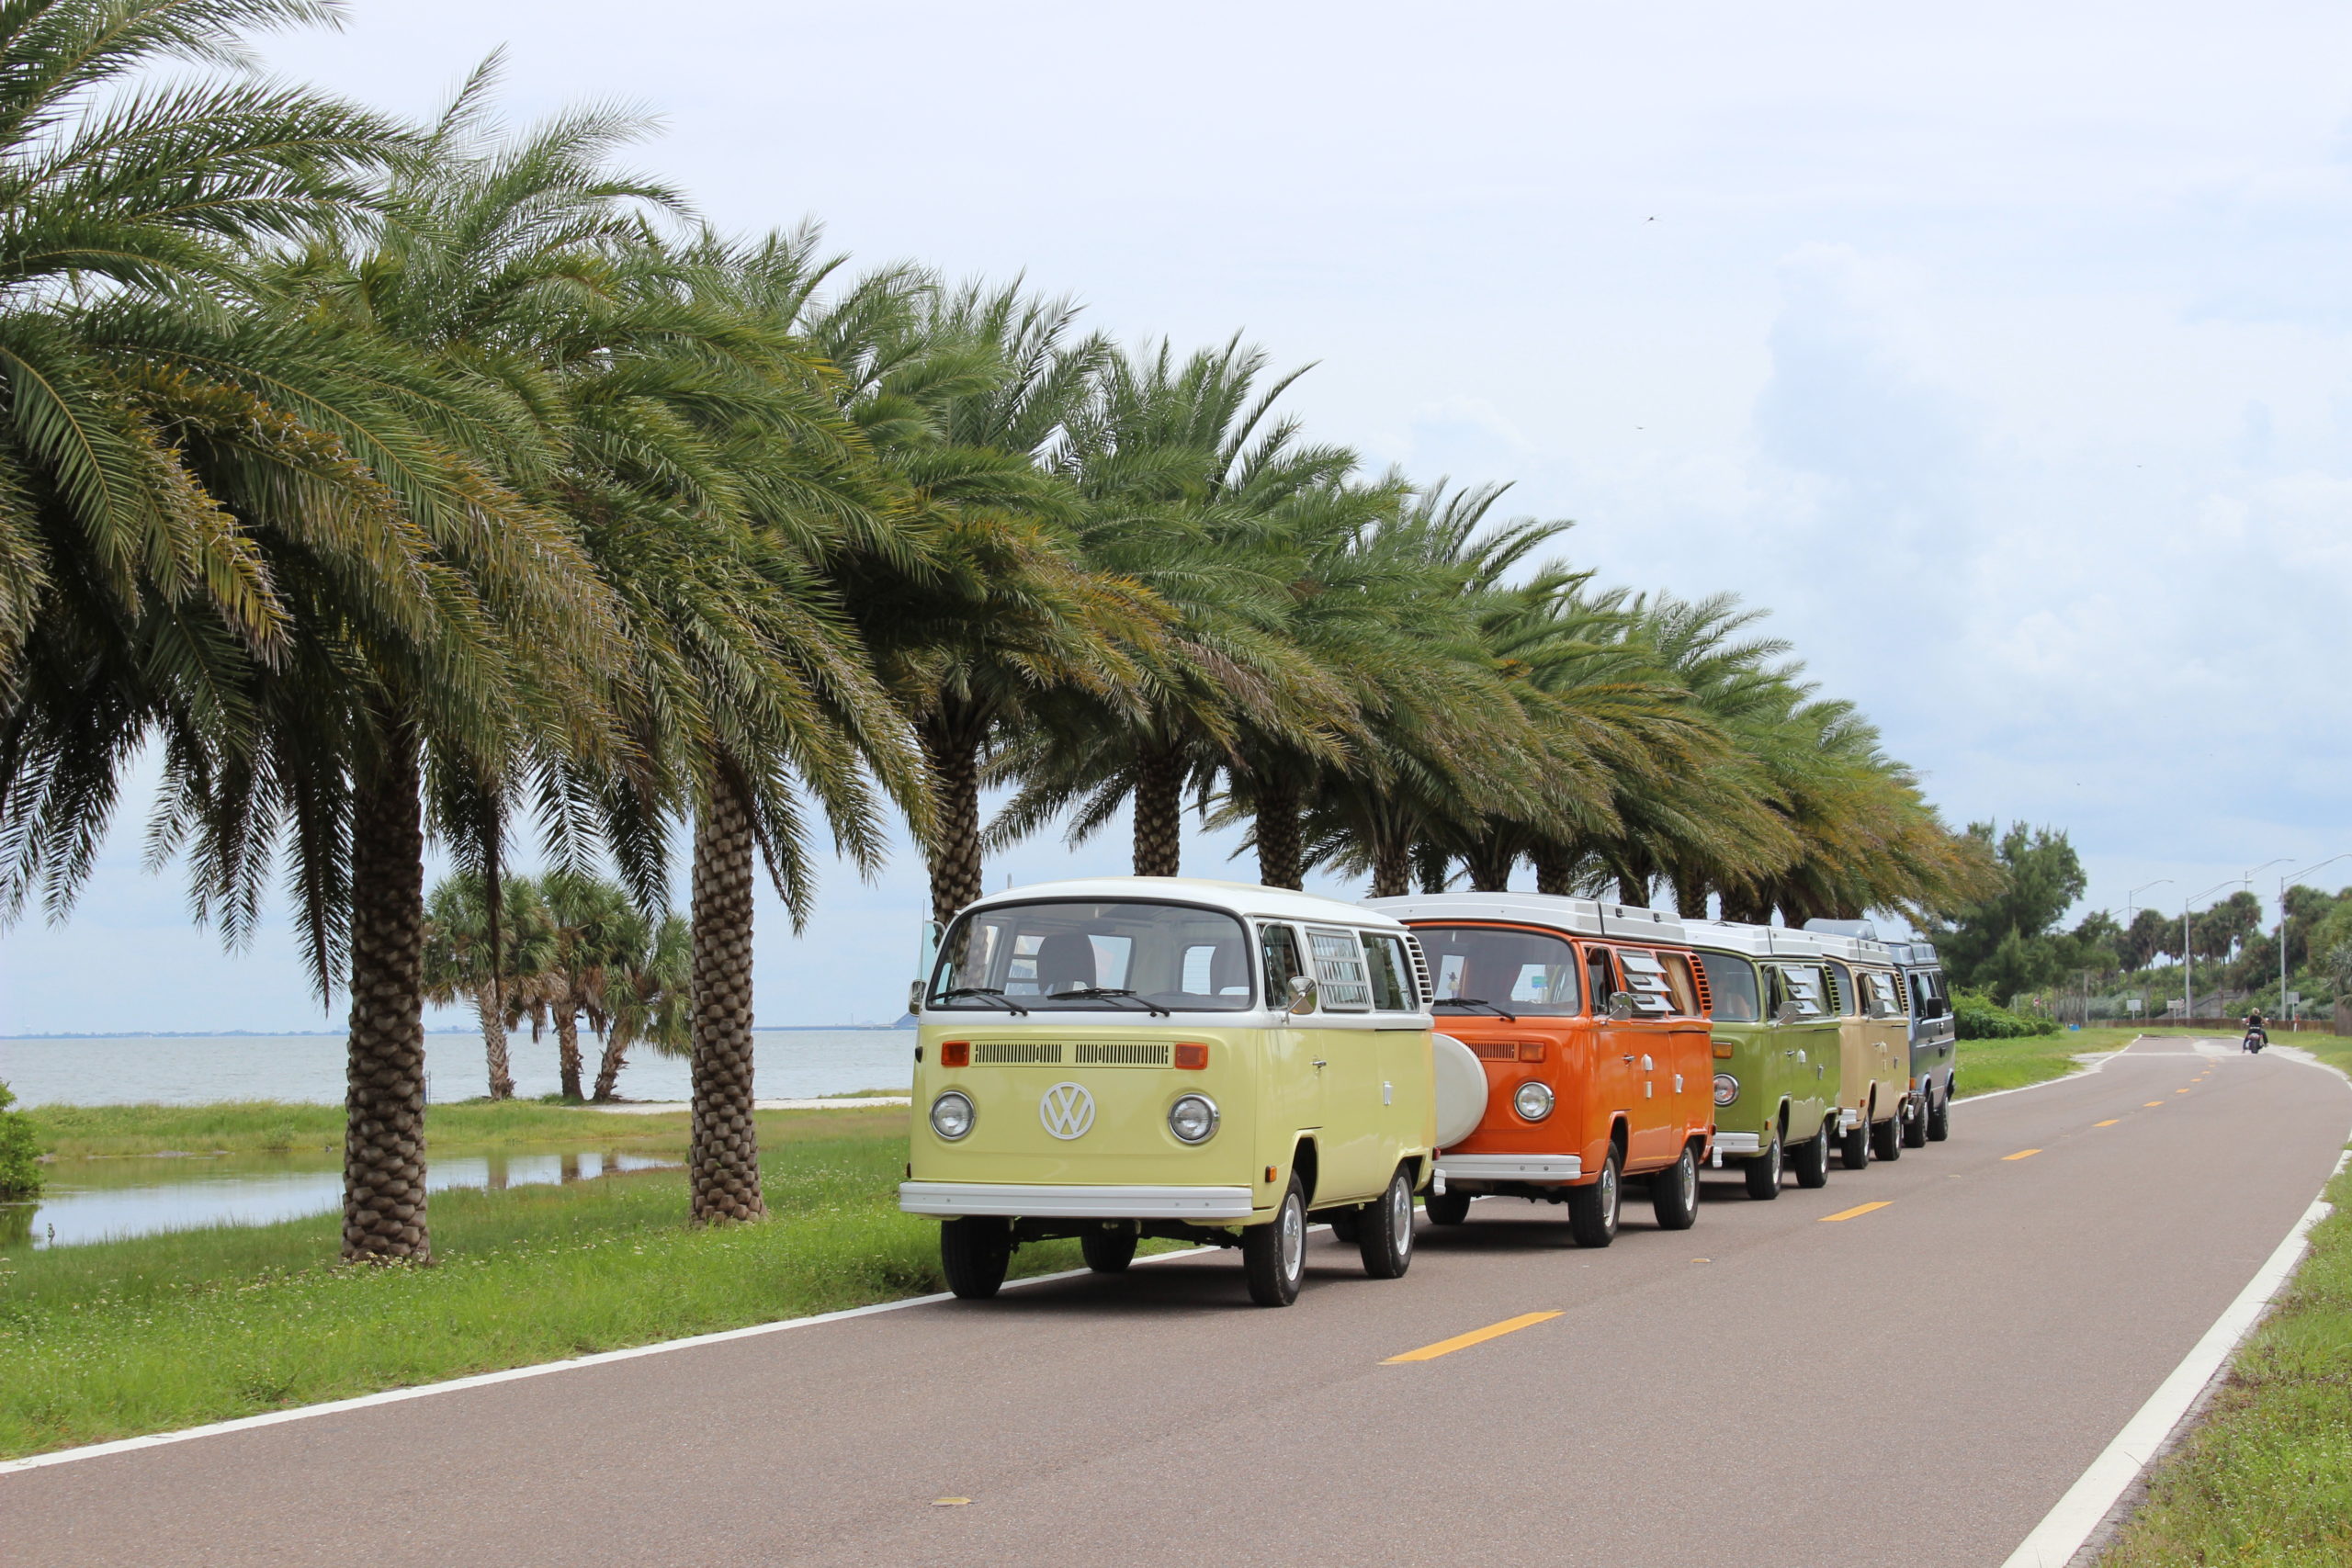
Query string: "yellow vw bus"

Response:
xmin=901 ymin=877 xmax=1438 ymax=1307
xmin=1815 ymin=931 xmax=1910 ymax=1167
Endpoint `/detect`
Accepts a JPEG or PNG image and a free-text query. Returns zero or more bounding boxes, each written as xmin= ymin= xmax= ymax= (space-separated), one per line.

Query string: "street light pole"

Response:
xmin=2277 ymin=854 xmax=2351 ymax=1028
xmin=2182 ymin=878 xmax=2238 ymax=1022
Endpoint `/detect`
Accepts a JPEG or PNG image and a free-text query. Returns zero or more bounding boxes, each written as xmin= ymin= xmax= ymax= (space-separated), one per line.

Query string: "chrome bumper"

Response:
xmin=1838 ymin=1108 xmax=1862 ymax=1132
xmin=899 ymin=1181 xmax=1256 ymax=1221
xmin=1434 ymin=1153 xmax=1584 ymax=1185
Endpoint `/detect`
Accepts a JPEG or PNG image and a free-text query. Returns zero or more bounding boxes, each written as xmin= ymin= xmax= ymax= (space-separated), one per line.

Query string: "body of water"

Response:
xmin=0 ymin=1029 xmax=914 ymax=1108
xmin=1 ymin=1148 xmax=682 ymax=1249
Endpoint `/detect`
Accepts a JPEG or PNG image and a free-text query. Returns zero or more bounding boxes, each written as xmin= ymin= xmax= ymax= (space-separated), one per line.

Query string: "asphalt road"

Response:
xmin=7 ymin=1038 xmax=2348 ymax=1568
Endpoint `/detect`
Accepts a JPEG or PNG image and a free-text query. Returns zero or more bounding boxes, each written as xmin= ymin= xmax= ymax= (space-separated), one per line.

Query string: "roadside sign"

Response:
xmin=2285 ymin=991 xmax=2301 ymax=1007
xmin=2125 ymin=998 xmax=2143 ymax=1014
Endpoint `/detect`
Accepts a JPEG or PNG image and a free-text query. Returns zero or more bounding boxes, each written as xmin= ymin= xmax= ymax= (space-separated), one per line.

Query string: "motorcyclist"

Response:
xmin=2243 ymin=1008 xmax=2267 ymax=1052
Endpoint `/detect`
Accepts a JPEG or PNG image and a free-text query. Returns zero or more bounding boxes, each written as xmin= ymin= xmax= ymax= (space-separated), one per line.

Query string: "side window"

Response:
xmin=1362 ymin=933 xmax=1415 ymax=1011
xmin=1698 ymin=952 xmax=1759 ymax=1022
xmin=1584 ymin=946 xmax=1618 ymax=1015
xmin=1659 ymin=953 xmax=1701 ymax=1016
xmin=1261 ymin=924 xmax=1307 ymax=1010
xmin=1306 ymin=927 xmax=1374 ymax=1010
xmin=1615 ymin=948 xmax=1676 ymax=1014
xmin=1779 ymin=964 xmax=1827 ymax=1019
xmin=1826 ymin=961 xmax=1854 ymax=1017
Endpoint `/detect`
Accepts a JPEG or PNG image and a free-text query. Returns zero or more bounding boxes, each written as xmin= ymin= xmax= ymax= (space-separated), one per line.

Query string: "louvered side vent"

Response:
xmin=1824 ymin=972 xmax=1843 ymax=1017
xmin=973 ymin=1041 xmax=1063 ymax=1065
xmin=1403 ymin=933 xmax=1434 ymax=1009
xmin=1689 ymin=960 xmax=1713 ymax=1019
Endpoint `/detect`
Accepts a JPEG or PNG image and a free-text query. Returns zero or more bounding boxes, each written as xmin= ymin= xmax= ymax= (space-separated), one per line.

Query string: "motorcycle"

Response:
xmin=2242 ymin=1027 xmax=2267 ymax=1054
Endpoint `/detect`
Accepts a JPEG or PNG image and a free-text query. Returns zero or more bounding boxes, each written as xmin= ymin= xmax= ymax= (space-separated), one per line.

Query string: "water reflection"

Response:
xmin=0 ymin=1148 xmax=681 ymax=1250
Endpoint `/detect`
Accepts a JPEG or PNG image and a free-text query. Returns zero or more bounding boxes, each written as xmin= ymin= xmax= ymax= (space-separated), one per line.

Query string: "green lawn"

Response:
xmin=0 ymin=1109 xmax=1145 ymax=1461
xmin=2100 ymin=1162 xmax=2352 ymax=1567
xmin=22 ymin=1098 xmax=713 ymax=1159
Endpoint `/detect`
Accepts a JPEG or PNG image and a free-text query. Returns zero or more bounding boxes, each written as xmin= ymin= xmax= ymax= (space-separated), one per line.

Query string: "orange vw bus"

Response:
xmin=1366 ymin=893 xmax=1714 ymax=1246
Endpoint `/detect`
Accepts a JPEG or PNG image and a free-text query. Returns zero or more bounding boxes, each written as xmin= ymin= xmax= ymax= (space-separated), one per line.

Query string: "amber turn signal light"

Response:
xmin=1711 ymin=1041 xmax=1734 ymax=1060
xmin=1173 ymin=1042 xmax=1210 ymax=1070
xmin=941 ymin=1040 xmax=971 ymax=1068
xmin=1517 ymin=1042 xmax=1547 ymax=1063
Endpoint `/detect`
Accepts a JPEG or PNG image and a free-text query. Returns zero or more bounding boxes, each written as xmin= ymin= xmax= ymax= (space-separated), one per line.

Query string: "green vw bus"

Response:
xmin=901 ymin=877 xmax=1438 ymax=1307
xmin=1685 ymin=919 xmax=1843 ymax=1198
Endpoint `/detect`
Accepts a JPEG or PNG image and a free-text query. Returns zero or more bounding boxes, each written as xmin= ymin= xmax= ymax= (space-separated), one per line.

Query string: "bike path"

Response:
xmin=5 ymin=1038 xmax=2346 ymax=1568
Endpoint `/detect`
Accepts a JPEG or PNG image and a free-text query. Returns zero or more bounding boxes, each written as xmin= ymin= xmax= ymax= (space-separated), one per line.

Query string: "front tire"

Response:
xmin=1927 ymin=1084 xmax=1951 ymax=1142
xmin=940 ymin=1217 xmax=1012 ymax=1300
xmin=1080 ymin=1226 xmax=1136 ymax=1273
xmin=1743 ymin=1130 xmax=1784 ymax=1200
xmin=1840 ymin=1114 xmax=1872 ymax=1171
xmin=1651 ymin=1145 xmax=1699 ymax=1231
xmin=1567 ymin=1146 xmax=1622 ymax=1247
xmin=1871 ymin=1111 xmax=1903 ymax=1162
xmin=1792 ymin=1119 xmax=1832 ymax=1188
xmin=1358 ymin=1167 xmax=1416 ymax=1279
xmin=1424 ymin=1186 xmax=1472 ymax=1225
xmin=1242 ymin=1174 xmax=1307 ymax=1307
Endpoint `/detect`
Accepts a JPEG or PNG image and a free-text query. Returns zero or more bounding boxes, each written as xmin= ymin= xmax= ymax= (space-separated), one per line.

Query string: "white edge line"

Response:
xmin=0 ymin=1239 xmax=1221 ymax=1476
xmin=1996 ymin=1145 xmax=2352 ymax=1568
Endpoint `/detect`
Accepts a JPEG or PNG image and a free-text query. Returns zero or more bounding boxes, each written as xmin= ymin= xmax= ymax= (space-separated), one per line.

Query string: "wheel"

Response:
xmin=1651 ymin=1145 xmax=1699 ymax=1231
xmin=1567 ymin=1146 xmax=1622 ymax=1247
xmin=1357 ymin=1167 xmax=1416 ymax=1279
xmin=1871 ymin=1111 xmax=1903 ymax=1162
xmin=1792 ymin=1119 xmax=1832 ymax=1189
xmin=1901 ymin=1094 xmax=1928 ymax=1149
xmin=1742 ymin=1130 xmax=1783 ymax=1200
xmin=1241 ymin=1173 xmax=1307 ymax=1307
xmin=1080 ymin=1226 xmax=1136 ymax=1273
xmin=940 ymin=1217 xmax=1012 ymax=1299
xmin=1926 ymin=1085 xmax=1951 ymax=1142
xmin=1839 ymin=1114 xmax=1871 ymax=1171
xmin=1425 ymin=1186 xmax=1472 ymax=1225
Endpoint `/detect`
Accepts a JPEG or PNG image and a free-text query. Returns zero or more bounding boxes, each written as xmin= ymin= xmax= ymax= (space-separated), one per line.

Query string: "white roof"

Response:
xmin=1683 ymin=918 xmax=1829 ymax=960
xmin=1885 ymin=939 xmax=1940 ymax=968
xmin=1813 ymin=931 xmax=1896 ymax=968
xmin=1366 ymin=891 xmax=1692 ymax=948
xmin=967 ymin=876 xmax=1410 ymax=931
xmin=1366 ymin=890 xmax=1604 ymax=937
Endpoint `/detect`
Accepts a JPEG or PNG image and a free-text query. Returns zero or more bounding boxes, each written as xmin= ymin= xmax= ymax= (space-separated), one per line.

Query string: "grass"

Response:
xmin=1954 ymin=1026 xmax=2145 ymax=1098
xmin=24 ymin=1098 xmax=713 ymax=1159
xmin=2100 ymin=1163 xmax=2352 ymax=1567
xmin=0 ymin=1108 xmax=1148 ymax=1461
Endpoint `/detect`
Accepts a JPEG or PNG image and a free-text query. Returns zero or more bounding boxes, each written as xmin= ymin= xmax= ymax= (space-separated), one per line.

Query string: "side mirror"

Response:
xmin=1606 ymin=991 xmax=1635 ymax=1021
xmin=908 ymin=979 xmax=926 ymax=1016
xmin=1286 ymin=974 xmax=1318 ymax=1015
xmin=1773 ymin=999 xmax=1803 ymax=1026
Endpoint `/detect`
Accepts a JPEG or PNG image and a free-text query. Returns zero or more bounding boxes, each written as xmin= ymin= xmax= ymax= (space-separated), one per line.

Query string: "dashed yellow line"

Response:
xmin=2004 ymin=1149 xmax=2041 ymax=1161
xmin=1385 ymin=1311 xmax=1561 ymax=1363
xmin=2094 ymin=1119 xmax=2120 ymax=1127
xmin=2143 ymin=1100 xmax=2165 ymax=1108
xmin=1819 ymin=1201 xmax=1892 ymax=1222
xmin=2176 ymin=1088 xmax=2192 ymax=1095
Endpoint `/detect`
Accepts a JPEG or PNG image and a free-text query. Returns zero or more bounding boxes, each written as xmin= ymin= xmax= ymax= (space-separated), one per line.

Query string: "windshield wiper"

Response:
xmin=1048 ymin=987 xmax=1171 ymax=1018
xmin=935 ymin=987 xmax=1030 ymax=1016
xmin=1433 ymin=997 xmax=1519 ymax=1021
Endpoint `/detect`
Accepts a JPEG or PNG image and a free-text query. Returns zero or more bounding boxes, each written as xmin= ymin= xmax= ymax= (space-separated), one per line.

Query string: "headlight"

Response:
xmin=929 ymin=1090 xmax=975 ymax=1140
xmin=1713 ymin=1073 xmax=1739 ymax=1107
xmin=1169 ymin=1094 xmax=1219 ymax=1144
xmin=1513 ymin=1080 xmax=1555 ymax=1121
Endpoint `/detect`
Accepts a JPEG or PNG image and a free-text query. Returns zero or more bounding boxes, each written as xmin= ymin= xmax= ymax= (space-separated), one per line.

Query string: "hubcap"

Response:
xmin=1391 ymin=1179 xmax=1412 ymax=1254
xmin=1600 ymin=1163 xmax=1619 ymax=1226
xmin=1679 ymin=1153 xmax=1696 ymax=1208
xmin=1279 ymin=1197 xmax=1304 ymax=1280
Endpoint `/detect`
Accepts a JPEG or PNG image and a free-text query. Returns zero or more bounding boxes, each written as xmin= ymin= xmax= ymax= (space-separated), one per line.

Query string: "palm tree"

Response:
xmin=420 ymin=871 xmax=548 ymax=1099
xmin=523 ymin=871 xmax=637 ymax=1101
xmin=587 ymin=907 xmax=689 ymax=1101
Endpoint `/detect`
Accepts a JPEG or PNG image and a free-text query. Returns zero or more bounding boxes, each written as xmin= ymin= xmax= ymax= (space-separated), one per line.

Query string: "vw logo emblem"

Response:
xmin=1039 ymin=1081 xmax=1096 ymax=1140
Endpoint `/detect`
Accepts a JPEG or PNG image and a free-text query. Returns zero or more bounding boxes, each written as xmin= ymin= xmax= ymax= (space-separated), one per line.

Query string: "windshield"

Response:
xmin=1414 ymin=925 xmax=1581 ymax=1015
xmin=1698 ymin=950 xmax=1759 ymax=1022
xmin=929 ymin=900 xmax=1255 ymax=1012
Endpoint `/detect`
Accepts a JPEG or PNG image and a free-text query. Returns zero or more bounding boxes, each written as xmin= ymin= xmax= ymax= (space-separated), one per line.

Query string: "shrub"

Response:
xmin=1954 ymin=989 xmax=2060 ymax=1040
xmin=0 ymin=1081 xmax=43 ymax=1200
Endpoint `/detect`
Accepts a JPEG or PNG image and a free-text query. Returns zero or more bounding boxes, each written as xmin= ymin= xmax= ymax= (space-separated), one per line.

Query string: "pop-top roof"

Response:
xmin=1884 ymin=939 xmax=1940 ymax=968
xmin=1683 ymin=918 xmax=1828 ymax=960
xmin=1811 ymin=930 xmax=1895 ymax=968
xmin=965 ymin=876 xmax=1409 ymax=931
xmin=1365 ymin=891 xmax=1692 ymax=947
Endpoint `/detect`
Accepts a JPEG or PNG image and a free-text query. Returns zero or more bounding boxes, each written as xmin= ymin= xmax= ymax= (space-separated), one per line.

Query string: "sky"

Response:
xmin=6 ymin=0 xmax=2352 ymax=1034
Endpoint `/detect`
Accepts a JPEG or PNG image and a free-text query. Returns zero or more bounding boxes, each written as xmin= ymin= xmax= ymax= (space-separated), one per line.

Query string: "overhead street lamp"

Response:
xmin=2278 ymin=854 xmax=2351 ymax=1026
xmin=2126 ymin=878 xmax=2172 ymax=927
xmin=2181 ymin=878 xmax=2239 ymax=1022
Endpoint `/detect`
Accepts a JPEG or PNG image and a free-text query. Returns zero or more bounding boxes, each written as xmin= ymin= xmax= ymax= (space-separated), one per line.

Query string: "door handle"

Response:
xmin=1622 ymin=1055 xmax=1635 ymax=1064
xmin=1312 ymin=1058 xmax=1328 ymax=1069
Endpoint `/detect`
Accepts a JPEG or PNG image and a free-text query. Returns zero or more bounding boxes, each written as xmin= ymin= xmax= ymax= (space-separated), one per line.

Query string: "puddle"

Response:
xmin=0 ymin=1149 xmax=681 ymax=1249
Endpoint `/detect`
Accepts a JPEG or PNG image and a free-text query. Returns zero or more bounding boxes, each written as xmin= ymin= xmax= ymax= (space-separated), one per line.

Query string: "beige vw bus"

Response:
xmin=1815 ymin=931 xmax=1910 ymax=1167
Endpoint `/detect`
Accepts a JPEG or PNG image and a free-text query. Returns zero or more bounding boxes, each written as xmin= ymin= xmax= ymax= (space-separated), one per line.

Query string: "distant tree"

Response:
xmin=0 ymin=1080 xmax=41 ymax=1200
xmin=2071 ymin=909 xmax=2123 ymax=974
xmin=2122 ymin=908 xmax=2172 ymax=971
xmin=2193 ymin=891 xmax=2261 ymax=964
xmin=1931 ymin=822 xmax=2086 ymax=998
xmin=587 ymin=911 xmax=691 ymax=1102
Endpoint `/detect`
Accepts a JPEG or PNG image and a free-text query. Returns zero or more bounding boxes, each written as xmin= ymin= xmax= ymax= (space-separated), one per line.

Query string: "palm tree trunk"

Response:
xmin=475 ymin=984 xmax=514 ymax=1100
xmin=1255 ymin=777 xmax=1303 ymax=890
xmin=1673 ymin=874 xmax=1709 ymax=920
xmin=1616 ymin=871 xmax=1651 ymax=907
xmin=1464 ymin=840 xmax=1512 ymax=893
xmin=1370 ymin=834 xmax=1410 ymax=899
xmin=591 ymin=1028 xmax=629 ymax=1102
xmin=920 ymin=716 xmax=983 ymax=929
xmin=555 ymin=1003 xmax=585 ymax=1100
xmin=1131 ymin=742 xmax=1182 ymax=877
xmin=1533 ymin=845 xmax=1573 ymax=897
xmin=343 ymin=722 xmax=431 ymax=1264
xmin=688 ymin=761 xmax=767 ymax=1224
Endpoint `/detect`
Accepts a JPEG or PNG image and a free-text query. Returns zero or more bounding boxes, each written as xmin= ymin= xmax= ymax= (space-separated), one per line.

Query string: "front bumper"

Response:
xmin=899 ymin=1181 xmax=1256 ymax=1221
xmin=1708 ymin=1132 xmax=1762 ymax=1167
xmin=1435 ymin=1153 xmax=1584 ymax=1185
xmin=1838 ymin=1108 xmax=1862 ymax=1132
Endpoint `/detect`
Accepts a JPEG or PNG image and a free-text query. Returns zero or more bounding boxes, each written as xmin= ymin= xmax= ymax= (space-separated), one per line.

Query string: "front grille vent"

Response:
xmin=1074 ymin=1042 xmax=1170 ymax=1066
xmin=972 ymin=1041 xmax=1062 ymax=1066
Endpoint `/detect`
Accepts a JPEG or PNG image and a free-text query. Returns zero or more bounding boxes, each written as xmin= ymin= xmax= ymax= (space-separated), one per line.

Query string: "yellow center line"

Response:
xmin=2094 ymin=1119 xmax=2120 ymax=1127
xmin=1385 ymin=1311 xmax=1562 ymax=1363
xmin=2176 ymin=1089 xmax=2191 ymax=1094
xmin=2144 ymin=1100 xmax=2165 ymax=1107
xmin=2004 ymin=1148 xmax=2041 ymax=1160
xmin=1819 ymin=1201 xmax=1892 ymax=1222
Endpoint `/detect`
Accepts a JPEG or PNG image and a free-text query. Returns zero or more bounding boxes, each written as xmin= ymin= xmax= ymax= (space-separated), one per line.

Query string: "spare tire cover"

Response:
xmin=1430 ymin=1032 xmax=1489 ymax=1149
